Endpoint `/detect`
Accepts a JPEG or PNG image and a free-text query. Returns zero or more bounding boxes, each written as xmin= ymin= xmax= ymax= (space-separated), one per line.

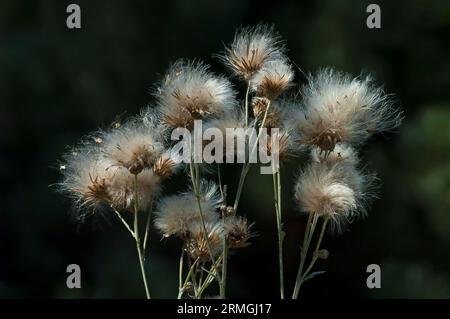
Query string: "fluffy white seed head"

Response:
xmin=220 ymin=24 xmax=285 ymax=81
xmin=203 ymin=108 xmax=248 ymax=160
xmin=256 ymin=98 xmax=304 ymax=160
xmin=152 ymin=147 xmax=184 ymax=179
xmin=255 ymin=97 xmax=298 ymax=130
xmin=251 ymin=58 xmax=294 ymax=100
xmin=107 ymin=167 xmax=161 ymax=212
xmin=296 ymin=68 xmax=402 ymax=153
xmin=310 ymin=144 xmax=377 ymax=220
xmin=310 ymin=143 xmax=359 ymax=167
xmin=184 ymin=221 xmax=224 ymax=261
xmin=156 ymin=60 xmax=236 ymax=130
xmin=294 ymin=162 xmax=366 ymax=230
xmin=154 ymin=180 xmax=221 ymax=237
xmin=101 ymin=119 xmax=164 ymax=175
xmin=59 ymin=146 xmax=116 ymax=213
xmin=59 ymin=143 xmax=162 ymax=216
xmin=224 ymin=216 xmax=254 ymax=248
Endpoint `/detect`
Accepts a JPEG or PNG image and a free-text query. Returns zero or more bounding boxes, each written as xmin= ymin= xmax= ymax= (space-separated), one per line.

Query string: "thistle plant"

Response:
xmin=56 ymin=24 xmax=402 ymax=299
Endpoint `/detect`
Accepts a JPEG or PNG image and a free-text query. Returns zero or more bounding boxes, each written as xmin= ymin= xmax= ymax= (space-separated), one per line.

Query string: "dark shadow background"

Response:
xmin=1 ymin=0 xmax=449 ymax=298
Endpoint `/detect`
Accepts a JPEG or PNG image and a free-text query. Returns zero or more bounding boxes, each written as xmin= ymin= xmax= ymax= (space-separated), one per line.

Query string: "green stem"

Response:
xmin=111 ymin=206 xmax=135 ymax=237
xmin=244 ymin=82 xmax=251 ymax=128
xmin=190 ymin=261 xmax=199 ymax=297
xmin=233 ymin=100 xmax=272 ymax=213
xmin=220 ymin=177 xmax=228 ymax=299
xmin=301 ymin=217 xmax=329 ymax=282
xmin=178 ymin=257 xmax=200 ymax=299
xmin=220 ymin=243 xmax=228 ymax=299
xmin=133 ymin=175 xmax=151 ymax=299
xmin=189 ymin=162 xmax=221 ymax=283
xmin=272 ymin=168 xmax=284 ymax=299
xmin=143 ymin=198 xmax=153 ymax=257
xmin=178 ymin=249 xmax=184 ymax=295
xmin=292 ymin=213 xmax=318 ymax=299
xmin=197 ymin=255 xmax=223 ymax=298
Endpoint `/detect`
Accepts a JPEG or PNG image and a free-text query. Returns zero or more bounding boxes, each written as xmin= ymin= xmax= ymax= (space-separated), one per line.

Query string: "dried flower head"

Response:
xmin=256 ymin=97 xmax=298 ymax=129
xmin=154 ymin=180 xmax=221 ymax=237
xmin=59 ymin=142 xmax=162 ymax=215
xmin=59 ymin=147 xmax=115 ymax=213
xmin=296 ymin=68 xmax=402 ymax=154
xmin=101 ymin=119 xmax=164 ymax=175
xmin=224 ymin=216 xmax=254 ymax=248
xmin=264 ymin=129 xmax=299 ymax=161
xmin=294 ymin=162 xmax=368 ymax=230
xmin=184 ymin=221 xmax=223 ymax=261
xmin=220 ymin=24 xmax=284 ymax=81
xmin=108 ymin=167 xmax=161 ymax=212
xmin=252 ymin=97 xmax=270 ymax=119
xmin=153 ymin=147 xmax=184 ymax=179
xmin=203 ymin=108 xmax=248 ymax=160
xmin=156 ymin=60 xmax=236 ymax=130
xmin=310 ymin=143 xmax=359 ymax=167
xmin=257 ymin=98 xmax=303 ymax=160
xmin=251 ymin=59 xmax=294 ymax=100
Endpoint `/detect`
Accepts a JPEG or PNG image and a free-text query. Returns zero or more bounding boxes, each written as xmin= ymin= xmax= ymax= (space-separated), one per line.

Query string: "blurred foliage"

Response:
xmin=401 ymin=107 xmax=450 ymax=244
xmin=1 ymin=0 xmax=449 ymax=298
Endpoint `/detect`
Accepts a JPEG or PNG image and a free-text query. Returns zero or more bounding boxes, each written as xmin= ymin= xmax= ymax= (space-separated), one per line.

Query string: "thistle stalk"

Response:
xmin=292 ymin=213 xmax=327 ymax=299
xmin=189 ymin=161 xmax=222 ymax=284
xmin=133 ymin=175 xmax=151 ymax=299
xmin=272 ymin=163 xmax=284 ymax=299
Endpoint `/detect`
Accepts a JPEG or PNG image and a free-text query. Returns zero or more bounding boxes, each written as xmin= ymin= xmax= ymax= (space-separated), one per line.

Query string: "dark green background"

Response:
xmin=1 ymin=0 xmax=449 ymax=298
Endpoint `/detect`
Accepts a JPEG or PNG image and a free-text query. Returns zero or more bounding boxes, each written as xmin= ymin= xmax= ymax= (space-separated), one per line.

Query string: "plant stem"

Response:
xmin=272 ymin=165 xmax=285 ymax=299
xmin=191 ymin=261 xmax=199 ymax=296
xmin=143 ymin=198 xmax=153 ymax=256
xmin=233 ymin=100 xmax=272 ymax=213
xmin=220 ymin=184 xmax=228 ymax=299
xmin=217 ymin=163 xmax=223 ymax=197
xmin=301 ymin=217 xmax=329 ymax=281
xmin=220 ymin=244 xmax=228 ymax=299
xmin=198 ymin=263 xmax=205 ymax=289
xmin=292 ymin=212 xmax=318 ymax=299
xmin=189 ymin=162 xmax=221 ymax=284
xmin=111 ymin=206 xmax=135 ymax=237
xmin=178 ymin=257 xmax=200 ymax=299
xmin=244 ymin=82 xmax=251 ymax=128
xmin=133 ymin=175 xmax=151 ymax=299
xmin=197 ymin=255 xmax=223 ymax=298
xmin=178 ymin=249 xmax=184 ymax=295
